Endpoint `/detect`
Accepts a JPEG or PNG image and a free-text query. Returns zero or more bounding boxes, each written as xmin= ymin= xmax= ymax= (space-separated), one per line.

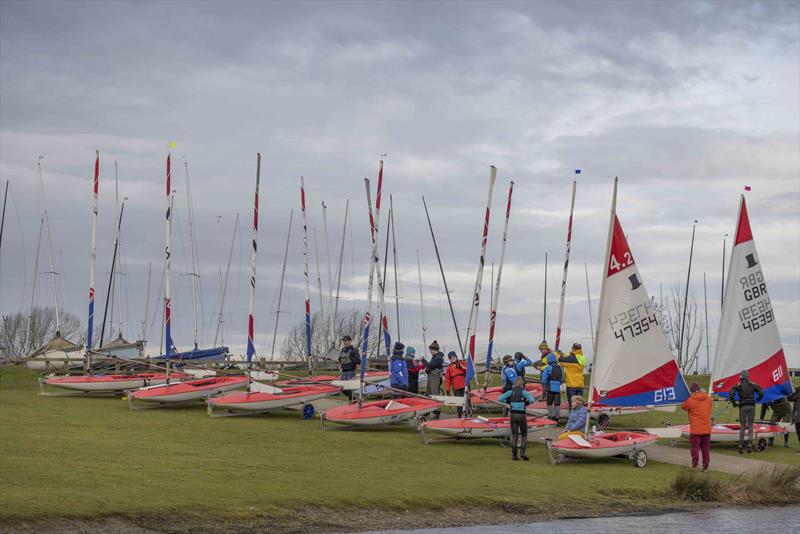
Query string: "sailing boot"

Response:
xmin=746 ymin=441 xmax=753 ymax=453
xmin=738 ymin=442 xmax=744 ymax=454
xmin=520 ymin=447 xmax=529 ymax=461
xmin=511 ymin=447 xmax=519 ymax=461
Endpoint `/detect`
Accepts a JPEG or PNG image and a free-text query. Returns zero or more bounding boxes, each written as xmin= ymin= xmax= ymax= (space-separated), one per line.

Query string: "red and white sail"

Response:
xmin=711 ymin=195 xmax=791 ymax=402
xmin=589 ymin=179 xmax=689 ymax=408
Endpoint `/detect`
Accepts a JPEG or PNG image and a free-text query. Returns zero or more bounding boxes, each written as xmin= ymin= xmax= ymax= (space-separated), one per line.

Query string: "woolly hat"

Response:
xmin=740 ymin=369 xmax=750 ymax=379
xmin=447 ymin=351 xmax=458 ymax=360
xmin=538 ymin=340 xmax=550 ymax=351
xmin=429 ymin=340 xmax=440 ymax=351
xmin=405 ymin=346 xmax=416 ymax=357
xmin=690 ymin=382 xmax=700 ymax=393
xmin=514 ymin=351 xmax=525 ymax=360
xmin=392 ymin=341 xmax=405 ymax=356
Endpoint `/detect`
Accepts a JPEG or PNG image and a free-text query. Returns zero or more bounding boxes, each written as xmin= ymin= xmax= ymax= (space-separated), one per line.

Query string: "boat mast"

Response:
xmin=313 ymin=227 xmax=325 ymax=351
xmin=300 ymin=176 xmax=312 ymax=374
xmin=38 ymin=160 xmax=61 ymax=335
xmin=678 ymin=219 xmax=698 ymax=370
xmin=142 ymin=262 xmax=152 ymax=343
xmin=99 ymin=203 xmax=125 ymax=348
xmin=703 ymin=271 xmax=710 ymax=374
xmin=554 ymin=180 xmax=576 ymax=351
xmin=373 ymin=162 xmax=392 ymax=359
xmin=486 ymin=180 xmax=514 ymax=374
xmin=184 ymin=160 xmax=200 ymax=349
xmin=25 ymin=217 xmax=44 ymax=353
xmin=332 ymin=199 xmax=349 ymax=342
xmin=87 ymin=151 xmax=99 ymax=351
xmin=214 ymin=214 xmax=239 ymax=346
xmin=585 ymin=177 xmax=618 ymax=434
xmin=542 ymin=252 xmax=547 ymax=343
xmin=164 ymin=151 xmax=174 ymax=358
xmin=416 ymin=249 xmax=427 ymax=354
xmin=421 ymin=195 xmax=464 ymax=356
xmin=390 ymin=195 xmax=400 ymax=338
xmin=322 ymin=202 xmax=334 ymax=350
xmin=584 ymin=262 xmax=595 ymax=356
xmin=379 ymin=202 xmax=391 ymax=352
xmin=270 ymin=210 xmax=293 ymax=360
xmin=110 ymin=161 xmax=124 ymax=339
xmin=246 ymin=153 xmax=261 ymax=369
xmin=463 ymin=166 xmax=496 ymax=406
xmin=360 ymin=177 xmax=381 ymax=396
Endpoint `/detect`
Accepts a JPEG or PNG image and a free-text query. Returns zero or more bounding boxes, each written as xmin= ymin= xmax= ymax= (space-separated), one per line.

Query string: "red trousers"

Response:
xmin=690 ymin=434 xmax=711 ymax=470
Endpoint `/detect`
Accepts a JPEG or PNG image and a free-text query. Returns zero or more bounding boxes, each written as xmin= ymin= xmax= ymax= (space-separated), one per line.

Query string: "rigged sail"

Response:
xmin=591 ymin=212 xmax=689 ymax=407
xmin=711 ymin=196 xmax=791 ymax=402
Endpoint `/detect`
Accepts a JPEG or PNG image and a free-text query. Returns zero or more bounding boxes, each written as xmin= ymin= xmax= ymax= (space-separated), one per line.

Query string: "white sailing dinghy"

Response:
xmin=674 ymin=195 xmax=791 ymax=448
xmin=547 ymin=178 xmax=690 ymax=468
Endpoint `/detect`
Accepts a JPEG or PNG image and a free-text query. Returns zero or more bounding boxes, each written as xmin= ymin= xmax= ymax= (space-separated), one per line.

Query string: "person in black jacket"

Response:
xmin=424 ymin=340 xmax=444 ymax=397
xmin=338 ymin=335 xmax=360 ymax=400
xmin=788 ymin=385 xmax=800 ymax=454
xmin=727 ymin=369 xmax=764 ymax=453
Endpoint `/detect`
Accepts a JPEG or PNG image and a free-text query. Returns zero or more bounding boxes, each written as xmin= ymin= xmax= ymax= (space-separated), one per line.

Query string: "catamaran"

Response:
xmin=546 ymin=178 xmax=689 ymax=468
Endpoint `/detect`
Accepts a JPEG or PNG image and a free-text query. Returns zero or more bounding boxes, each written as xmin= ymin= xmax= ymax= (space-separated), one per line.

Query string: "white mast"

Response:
xmin=245 ymin=154 xmax=261 ymax=368
xmin=486 ymin=180 xmax=514 ymax=372
xmin=554 ymin=180 xmax=576 ymax=351
xmin=43 ymin=212 xmax=60 ymax=334
xmin=300 ymin=176 xmax=312 ymax=373
xmin=332 ymin=199 xmax=349 ymax=342
xmin=322 ymin=202 xmax=334 ymax=350
xmin=184 ymin=160 xmax=200 ymax=349
xmin=271 ymin=210 xmax=293 ymax=360
xmin=313 ymin=228 xmax=325 ymax=352
xmin=416 ymin=249 xmax=427 ymax=353
xmin=87 ymin=151 xmax=99 ymax=350
xmin=164 ymin=151 xmax=174 ymax=358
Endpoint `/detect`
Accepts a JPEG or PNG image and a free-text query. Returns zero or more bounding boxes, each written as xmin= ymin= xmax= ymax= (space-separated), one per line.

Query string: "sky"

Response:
xmin=1 ymin=0 xmax=798 ymax=368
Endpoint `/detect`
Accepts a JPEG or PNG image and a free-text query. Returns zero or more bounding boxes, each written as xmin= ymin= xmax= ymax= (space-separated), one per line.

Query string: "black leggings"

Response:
xmin=510 ymin=412 xmax=528 ymax=450
xmin=796 ymin=423 xmax=800 ymax=445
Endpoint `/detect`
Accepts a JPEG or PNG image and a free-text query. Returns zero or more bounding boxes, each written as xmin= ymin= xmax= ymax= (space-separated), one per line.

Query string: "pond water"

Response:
xmin=366 ymin=506 xmax=800 ymax=533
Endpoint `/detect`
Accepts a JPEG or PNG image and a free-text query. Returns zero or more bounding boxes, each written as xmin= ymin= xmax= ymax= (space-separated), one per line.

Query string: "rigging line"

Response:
xmin=8 ymin=184 xmax=29 ymax=312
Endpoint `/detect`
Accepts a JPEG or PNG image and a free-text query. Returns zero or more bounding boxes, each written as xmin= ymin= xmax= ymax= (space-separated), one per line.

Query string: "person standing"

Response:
xmin=405 ymin=346 xmax=424 ymax=394
xmin=762 ymin=396 xmax=792 ymax=447
xmin=424 ymin=340 xmax=444 ymax=397
xmin=498 ymin=377 xmax=535 ymax=461
xmin=532 ymin=340 xmax=552 ymax=372
xmin=558 ymin=343 xmax=586 ymax=410
xmin=513 ymin=352 xmax=532 ymax=380
xmin=501 ymin=355 xmax=517 ymax=392
xmin=727 ymin=369 xmax=764 ymax=453
xmin=788 ymin=384 xmax=800 ymax=454
xmin=444 ymin=351 xmax=467 ymax=417
xmin=540 ymin=352 xmax=563 ymax=422
xmin=389 ymin=341 xmax=409 ymax=394
xmin=681 ymin=382 xmax=712 ymax=471
xmin=338 ymin=335 xmax=360 ymax=400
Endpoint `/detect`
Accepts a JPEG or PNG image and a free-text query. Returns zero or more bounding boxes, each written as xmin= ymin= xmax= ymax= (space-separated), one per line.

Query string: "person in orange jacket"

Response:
xmin=444 ymin=351 xmax=467 ymax=417
xmin=681 ymin=382 xmax=712 ymax=471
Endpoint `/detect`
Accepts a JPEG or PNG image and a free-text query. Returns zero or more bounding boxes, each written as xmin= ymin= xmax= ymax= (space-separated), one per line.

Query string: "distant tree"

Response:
xmin=653 ymin=284 xmax=704 ymax=373
xmin=0 ymin=307 xmax=83 ymax=359
xmin=281 ymin=309 xmax=387 ymax=362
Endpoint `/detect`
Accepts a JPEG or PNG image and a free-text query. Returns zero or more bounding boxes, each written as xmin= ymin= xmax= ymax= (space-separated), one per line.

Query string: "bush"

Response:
xmin=670 ymin=469 xmax=722 ymax=502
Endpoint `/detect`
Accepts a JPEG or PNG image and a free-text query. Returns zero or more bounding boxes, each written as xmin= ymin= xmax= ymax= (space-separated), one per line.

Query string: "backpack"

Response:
xmin=548 ymin=363 xmax=562 ymax=383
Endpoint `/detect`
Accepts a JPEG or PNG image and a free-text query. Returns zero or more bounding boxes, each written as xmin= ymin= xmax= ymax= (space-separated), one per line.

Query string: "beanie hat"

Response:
xmin=740 ymin=369 xmax=750 ymax=379
xmin=429 ymin=340 xmax=440 ymax=351
xmin=690 ymin=382 xmax=700 ymax=393
xmin=514 ymin=351 xmax=525 ymax=360
xmin=392 ymin=341 xmax=405 ymax=357
xmin=342 ymin=335 xmax=352 ymax=341
xmin=538 ymin=340 xmax=550 ymax=351
xmin=447 ymin=351 xmax=458 ymax=360
xmin=405 ymin=346 xmax=416 ymax=357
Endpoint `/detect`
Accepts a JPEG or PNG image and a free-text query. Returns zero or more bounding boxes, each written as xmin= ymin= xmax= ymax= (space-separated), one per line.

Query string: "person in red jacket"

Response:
xmin=444 ymin=351 xmax=467 ymax=417
xmin=681 ymin=382 xmax=712 ymax=471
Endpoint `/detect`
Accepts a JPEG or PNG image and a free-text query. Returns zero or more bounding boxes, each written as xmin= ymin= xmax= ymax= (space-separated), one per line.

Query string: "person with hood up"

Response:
xmin=501 ymin=355 xmax=518 ymax=392
xmin=540 ymin=352 xmax=563 ymax=421
xmin=558 ymin=343 xmax=586 ymax=410
xmin=513 ymin=352 xmax=532 ymax=380
xmin=389 ymin=341 xmax=409 ymax=393
xmin=681 ymin=382 xmax=712 ymax=471
xmin=788 ymin=384 xmax=800 ymax=454
xmin=424 ymin=340 xmax=445 ymax=396
xmin=498 ymin=377 xmax=535 ymax=461
xmin=559 ymin=395 xmax=588 ymax=439
xmin=405 ymin=346 xmax=425 ymax=394
xmin=444 ymin=351 xmax=467 ymax=417
xmin=727 ymin=369 xmax=764 ymax=453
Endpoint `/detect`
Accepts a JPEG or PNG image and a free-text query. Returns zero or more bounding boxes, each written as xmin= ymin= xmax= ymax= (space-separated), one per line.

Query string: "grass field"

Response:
xmin=0 ymin=366 xmax=796 ymax=531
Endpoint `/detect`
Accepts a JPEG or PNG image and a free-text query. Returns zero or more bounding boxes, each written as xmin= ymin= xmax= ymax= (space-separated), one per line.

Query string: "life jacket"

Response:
xmin=508 ymin=386 xmax=530 ymax=412
xmin=549 ymin=363 xmax=562 ymax=383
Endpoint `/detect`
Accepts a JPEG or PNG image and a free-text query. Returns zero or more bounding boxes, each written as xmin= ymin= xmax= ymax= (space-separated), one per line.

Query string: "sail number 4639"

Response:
xmin=609 ymin=252 xmax=633 ymax=273
xmin=654 ymin=387 xmax=676 ymax=403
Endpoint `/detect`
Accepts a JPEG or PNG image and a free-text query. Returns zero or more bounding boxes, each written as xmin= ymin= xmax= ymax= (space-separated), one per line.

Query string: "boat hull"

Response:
xmin=549 ymin=431 xmax=658 ymax=459
xmin=43 ymin=373 xmax=188 ymax=392
xmin=675 ymin=423 xmax=788 ymax=443
xmin=422 ymin=416 xmax=556 ymax=439
xmin=130 ymin=376 xmax=248 ymax=403
xmin=322 ymin=398 xmax=443 ymax=426
xmin=209 ymin=385 xmax=340 ymax=411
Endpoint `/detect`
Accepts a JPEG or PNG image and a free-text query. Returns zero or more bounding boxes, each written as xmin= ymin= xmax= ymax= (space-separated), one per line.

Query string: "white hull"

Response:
xmin=425 ymin=423 xmax=551 ymax=439
xmin=25 ymin=350 xmax=84 ymax=371
xmin=553 ymin=440 xmax=655 ymax=459
xmin=132 ymin=382 xmax=244 ymax=403
xmin=46 ymin=377 xmax=170 ymax=392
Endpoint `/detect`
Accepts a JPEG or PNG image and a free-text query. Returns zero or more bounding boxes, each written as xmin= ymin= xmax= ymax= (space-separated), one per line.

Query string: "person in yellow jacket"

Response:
xmin=532 ymin=340 xmax=551 ymax=372
xmin=558 ymin=343 xmax=586 ymax=411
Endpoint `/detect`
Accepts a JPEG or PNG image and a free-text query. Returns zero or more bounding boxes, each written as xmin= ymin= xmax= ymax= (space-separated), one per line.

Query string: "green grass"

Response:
xmin=1 ymin=366 xmax=680 ymax=524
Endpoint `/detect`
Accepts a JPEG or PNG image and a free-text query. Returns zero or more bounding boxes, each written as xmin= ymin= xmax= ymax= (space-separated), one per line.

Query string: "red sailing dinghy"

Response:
xmin=128 ymin=375 xmax=249 ymax=407
xmin=208 ymin=384 xmax=341 ymax=416
xmin=321 ymin=397 xmax=443 ymax=428
xmin=546 ymin=180 xmax=689 ymax=468
xmin=420 ymin=416 xmax=556 ymax=443
xmin=40 ymin=372 xmax=189 ymax=394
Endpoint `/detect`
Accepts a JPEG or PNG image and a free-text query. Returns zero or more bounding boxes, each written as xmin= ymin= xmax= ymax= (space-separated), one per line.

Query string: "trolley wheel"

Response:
xmin=416 ymin=415 xmax=427 ymax=431
xmin=597 ymin=413 xmax=610 ymax=429
xmin=302 ymin=404 xmax=315 ymax=420
xmin=633 ymin=449 xmax=647 ymax=468
xmin=756 ymin=437 xmax=768 ymax=452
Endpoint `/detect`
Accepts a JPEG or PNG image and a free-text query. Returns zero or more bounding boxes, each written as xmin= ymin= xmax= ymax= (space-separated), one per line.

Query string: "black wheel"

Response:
xmin=597 ymin=413 xmax=610 ymax=429
xmin=757 ymin=437 xmax=768 ymax=452
xmin=415 ymin=415 xmax=427 ymax=431
xmin=633 ymin=449 xmax=647 ymax=468
xmin=302 ymin=404 xmax=315 ymax=419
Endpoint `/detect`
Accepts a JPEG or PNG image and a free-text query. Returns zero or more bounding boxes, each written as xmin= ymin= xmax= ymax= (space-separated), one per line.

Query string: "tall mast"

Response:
xmin=486 ymin=180 xmax=514 ymax=372
xmin=379 ymin=203 xmax=391 ymax=353
xmin=322 ymin=202 xmax=334 ymax=350
xmin=585 ymin=177 xmax=618 ymax=434
xmin=99 ymin=203 xmax=125 ymax=348
xmin=271 ymin=210 xmax=293 ymax=360
xmin=463 ymin=166 xmax=496 ymax=396
xmin=184 ymin=160 xmax=200 ymax=349
xmin=214 ymin=214 xmax=238 ymax=346
xmin=25 ymin=218 xmax=44 ymax=352
xmin=111 ymin=161 xmax=123 ymax=338
xmin=416 ymin=249 xmax=427 ymax=354
xmin=554 ymin=179 xmax=576 ymax=351
xmin=43 ymin=209 xmax=60 ymax=334
xmin=300 ymin=176 xmax=312 ymax=373
xmin=721 ymin=233 xmax=727 ymax=310
xmin=390 ymin=195 xmax=400 ymax=338
xmin=422 ymin=195 xmax=464 ymax=356
xmin=542 ymin=252 xmax=547 ymax=343
xmin=164 ymin=151 xmax=174 ymax=357
xmin=87 ymin=151 xmax=99 ymax=350
xmin=703 ymin=271 xmax=710 ymax=374
xmin=332 ymin=199 xmax=349 ymax=342
xmin=246 ymin=153 xmax=261 ymax=368
xmin=584 ymin=262 xmax=595 ymax=356
xmin=678 ymin=220 xmax=698 ymax=370
xmin=374 ymin=162 xmax=392 ymax=358
xmin=313 ymin=227 xmax=325 ymax=351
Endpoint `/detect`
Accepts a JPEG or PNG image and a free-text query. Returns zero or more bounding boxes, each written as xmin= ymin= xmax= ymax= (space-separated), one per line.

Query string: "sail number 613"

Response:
xmin=654 ymin=387 xmax=676 ymax=403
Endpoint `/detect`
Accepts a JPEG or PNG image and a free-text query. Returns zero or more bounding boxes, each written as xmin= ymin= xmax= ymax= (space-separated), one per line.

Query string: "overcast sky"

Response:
xmin=1 ymin=1 xmax=798 ymax=368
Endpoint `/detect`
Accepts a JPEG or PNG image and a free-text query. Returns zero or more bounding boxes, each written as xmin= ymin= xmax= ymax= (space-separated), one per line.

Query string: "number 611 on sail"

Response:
xmin=654 ymin=387 xmax=676 ymax=403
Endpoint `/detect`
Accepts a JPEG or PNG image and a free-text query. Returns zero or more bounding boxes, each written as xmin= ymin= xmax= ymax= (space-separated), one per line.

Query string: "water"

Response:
xmin=367 ymin=506 xmax=800 ymax=533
